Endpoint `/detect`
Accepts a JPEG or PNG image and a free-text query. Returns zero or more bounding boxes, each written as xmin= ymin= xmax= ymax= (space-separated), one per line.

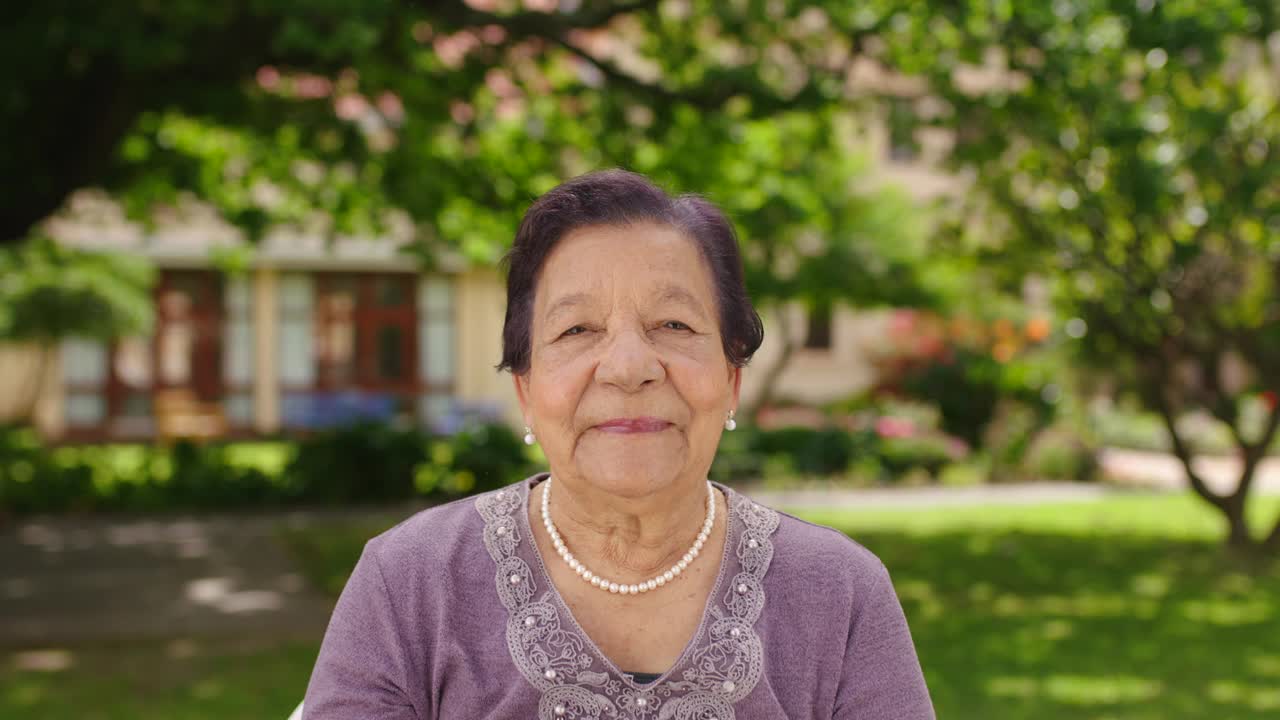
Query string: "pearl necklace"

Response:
xmin=540 ymin=477 xmax=715 ymax=595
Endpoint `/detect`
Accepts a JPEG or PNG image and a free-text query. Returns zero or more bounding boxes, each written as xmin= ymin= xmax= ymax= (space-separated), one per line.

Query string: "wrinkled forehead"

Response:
xmin=533 ymin=223 xmax=718 ymax=321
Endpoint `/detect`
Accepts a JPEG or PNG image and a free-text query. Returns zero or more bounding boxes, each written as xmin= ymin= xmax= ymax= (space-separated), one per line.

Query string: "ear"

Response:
xmin=512 ymin=372 xmax=532 ymax=426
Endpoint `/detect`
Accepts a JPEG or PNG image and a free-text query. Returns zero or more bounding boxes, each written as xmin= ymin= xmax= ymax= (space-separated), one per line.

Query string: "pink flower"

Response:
xmin=875 ymin=416 xmax=916 ymax=439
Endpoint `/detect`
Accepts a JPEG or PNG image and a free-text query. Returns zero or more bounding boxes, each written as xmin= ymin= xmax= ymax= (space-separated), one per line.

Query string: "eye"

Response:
xmin=560 ymin=325 xmax=587 ymax=338
xmin=663 ymin=320 xmax=692 ymax=331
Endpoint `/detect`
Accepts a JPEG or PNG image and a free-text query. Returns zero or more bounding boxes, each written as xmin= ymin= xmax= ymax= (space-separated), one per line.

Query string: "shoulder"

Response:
xmin=747 ymin=496 xmax=890 ymax=602
xmin=361 ymin=485 xmax=511 ymax=583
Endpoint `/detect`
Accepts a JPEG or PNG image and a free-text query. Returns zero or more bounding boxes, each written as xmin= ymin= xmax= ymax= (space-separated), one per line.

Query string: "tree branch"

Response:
xmin=1149 ymin=365 xmax=1229 ymax=512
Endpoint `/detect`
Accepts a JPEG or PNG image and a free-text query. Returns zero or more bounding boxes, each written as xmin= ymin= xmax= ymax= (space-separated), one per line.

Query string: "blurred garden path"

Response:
xmin=3 ymin=447 xmax=1278 ymax=648
xmin=755 ymin=448 xmax=1280 ymax=511
xmin=0 ymin=511 xmax=349 ymax=647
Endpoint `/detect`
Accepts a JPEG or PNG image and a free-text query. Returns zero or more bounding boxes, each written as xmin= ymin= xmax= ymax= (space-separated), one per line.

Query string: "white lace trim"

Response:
xmin=475 ymin=479 xmax=780 ymax=720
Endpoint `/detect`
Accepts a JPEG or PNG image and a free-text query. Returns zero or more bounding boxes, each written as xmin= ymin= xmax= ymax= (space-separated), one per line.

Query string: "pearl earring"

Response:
xmin=523 ymin=425 xmax=536 ymax=445
xmin=724 ymin=410 xmax=737 ymax=431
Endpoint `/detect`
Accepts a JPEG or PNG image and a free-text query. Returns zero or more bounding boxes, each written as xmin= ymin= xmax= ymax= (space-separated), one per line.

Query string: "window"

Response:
xmin=112 ymin=336 xmax=154 ymax=435
xmin=278 ymin=274 xmax=316 ymax=388
xmin=418 ymin=276 xmax=456 ymax=432
xmin=62 ymin=339 xmax=107 ymax=427
xmin=223 ymin=275 xmax=254 ymax=427
xmin=282 ymin=272 xmax=424 ymax=429
xmin=805 ymin=303 xmax=833 ymax=350
xmin=376 ymin=326 xmax=404 ymax=380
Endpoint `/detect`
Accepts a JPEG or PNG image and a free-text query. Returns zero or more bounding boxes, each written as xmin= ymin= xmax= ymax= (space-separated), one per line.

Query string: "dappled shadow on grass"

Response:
xmin=1 ymin=637 xmax=317 ymax=720
xmin=845 ymin=527 xmax=1280 ymax=720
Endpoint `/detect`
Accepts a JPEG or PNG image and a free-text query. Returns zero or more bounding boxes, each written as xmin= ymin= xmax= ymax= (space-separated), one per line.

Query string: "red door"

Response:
xmin=153 ymin=270 xmax=223 ymax=403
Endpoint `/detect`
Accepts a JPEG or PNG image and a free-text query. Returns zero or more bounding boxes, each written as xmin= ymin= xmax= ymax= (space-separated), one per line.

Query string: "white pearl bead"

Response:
xmin=729 ymin=627 xmax=741 ymax=638
xmin=544 ymin=669 xmax=557 ymax=680
xmin=496 ymin=526 xmax=506 ymax=536
xmin=722 ymin=680 xmax=736 ymax=693
xmin=748 ymin=538 xmax=758 ymax=548
xmin=736 ymin=583 xmax=748 ymax=593
xmin=671 ymin=566 xmax=682 ymax=576
xmin=590 ymin=576 xmax=602 ymax=587
xmin=656 ymin=576 xmax=666 ymax=586
xmin=663 ymin=570 xmax=674 ymax=581
xmin=554 ymin=704 xmax=566 ymax=716
xmin=637 ymin=697 xmax=648 ymax=707
xmin=510 ymin=574 xmax=522 ymax=584
xmin=608 ymin=582 xmax=619 ymax=593
xmin=525 ymin=616 xmax=536 ymax=627
xmin=629 ymin=584 xmax=639 ymax=594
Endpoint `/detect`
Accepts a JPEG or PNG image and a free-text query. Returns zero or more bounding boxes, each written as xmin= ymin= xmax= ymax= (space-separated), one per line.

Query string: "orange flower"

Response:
xmin=1025 ymin=316 xmax=1052 ymax=343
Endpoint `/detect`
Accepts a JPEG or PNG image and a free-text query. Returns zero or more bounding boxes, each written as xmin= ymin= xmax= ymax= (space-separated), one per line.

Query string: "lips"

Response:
xmin=593 ymin=417 xmax=672 ymax=433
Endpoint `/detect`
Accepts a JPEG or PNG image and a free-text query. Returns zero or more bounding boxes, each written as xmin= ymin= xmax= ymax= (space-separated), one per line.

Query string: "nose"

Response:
xmin=594 ymin=325 xmax=664 ymax=392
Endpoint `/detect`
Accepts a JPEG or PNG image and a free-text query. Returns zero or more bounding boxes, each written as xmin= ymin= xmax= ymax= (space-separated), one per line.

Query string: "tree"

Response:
xmin=0 ymin=238 xmax=153 ymax=424
xmin=874 ymin=1 xmax=1280 ymax=550
xmin=2 ymin=1 xmax=908 ymax=252
xmin=4 ymin=1 xmax=946 ymax=424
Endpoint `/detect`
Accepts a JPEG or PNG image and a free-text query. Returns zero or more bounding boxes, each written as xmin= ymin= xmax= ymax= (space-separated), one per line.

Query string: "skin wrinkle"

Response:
xmin=513 ymin=221 xmax=741 ymax=583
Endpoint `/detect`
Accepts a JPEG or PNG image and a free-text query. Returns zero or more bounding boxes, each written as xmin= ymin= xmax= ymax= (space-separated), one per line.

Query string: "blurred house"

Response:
xmin=5 ymin=196 xmax=514 ymax=443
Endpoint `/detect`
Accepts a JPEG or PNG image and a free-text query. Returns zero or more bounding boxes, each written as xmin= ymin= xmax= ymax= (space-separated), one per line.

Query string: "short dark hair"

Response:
xmin=496 ymin=169 xmax=764 ymax=375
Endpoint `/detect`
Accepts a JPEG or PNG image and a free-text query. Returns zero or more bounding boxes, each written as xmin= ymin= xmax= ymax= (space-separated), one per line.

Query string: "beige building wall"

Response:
xmin=453 ymin=268 xmax=520 ymax=426
xmin=252 ymin=267 xmax=280 ymax=433
xmin=0 ymin=343 xmax=63 ymax=438
xmin=739 ymin=304 xmax=888 ymax=410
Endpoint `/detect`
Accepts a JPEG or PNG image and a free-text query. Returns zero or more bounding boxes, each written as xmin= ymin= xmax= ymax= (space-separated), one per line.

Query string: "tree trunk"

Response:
xmin=1265 ymin=514 xmax=1280 ymax=552
xmin=1222 ymin=494 xmax=1255 ymax=549
xmin=741 ymin=304 xmax=797 ymax=425
xmin=1151 ymin=381 xmax=1263 ymax=550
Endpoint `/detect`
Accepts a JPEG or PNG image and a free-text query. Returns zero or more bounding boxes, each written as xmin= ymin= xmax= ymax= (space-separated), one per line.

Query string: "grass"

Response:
xmin=4 ymin=492 xmax=1280 ymax=719
xmin=1 ymin=638 xmax=314 ymax=720
xmin=802 ymin=494 xmax=1280 ymax=720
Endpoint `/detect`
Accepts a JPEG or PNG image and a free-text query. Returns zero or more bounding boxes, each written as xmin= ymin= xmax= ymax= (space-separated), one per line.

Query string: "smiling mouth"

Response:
xmin=592 ymin=418 xmax=672 ymax=433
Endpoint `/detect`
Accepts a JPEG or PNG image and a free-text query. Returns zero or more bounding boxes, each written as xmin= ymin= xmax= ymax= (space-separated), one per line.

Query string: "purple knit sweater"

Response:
xmin=304 ymin=473 xmax=935 ymax=719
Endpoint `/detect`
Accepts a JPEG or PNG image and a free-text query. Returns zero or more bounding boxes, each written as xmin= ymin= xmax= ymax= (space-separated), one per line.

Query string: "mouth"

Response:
xmin=592 ymin=417 xmax=673 ymax=434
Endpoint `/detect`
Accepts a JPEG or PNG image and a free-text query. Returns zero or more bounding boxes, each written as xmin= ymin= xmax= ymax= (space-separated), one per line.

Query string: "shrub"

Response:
xmin=283 ymin=423 xmax=427 ymax=504
xmin=1021 ymin=427 xmax=1099 ymax=482
xmin=164 ymin=440 xmax=284 ymax=509
xmin=982 ymin=399 xmax=1049 ymax=482
xmin=416 ymin=422 xmax=537 ymax=497
xmin=753 ymin=427 xmax=866 ymax=476
xmin=709 ymin=426 xmax=766 ymax=483
xmin=0 ymin=426 xmax=95 ymax=514
xmin=877 ymin=432 xmax=961 ymax=480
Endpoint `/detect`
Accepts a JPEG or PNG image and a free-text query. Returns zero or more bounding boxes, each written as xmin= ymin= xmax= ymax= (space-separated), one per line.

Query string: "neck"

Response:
xmin=536 ymin=474 xmax=719 ymax=581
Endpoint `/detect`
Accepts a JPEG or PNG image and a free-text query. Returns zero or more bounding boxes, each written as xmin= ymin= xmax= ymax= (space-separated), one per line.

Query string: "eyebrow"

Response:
xmin=654 ymin=284 xmax=709 ymax=321
xmin=544 ymin=292 xmax=593 ymax=326
xmin=542 ymin=284 xmax=709 ymax=326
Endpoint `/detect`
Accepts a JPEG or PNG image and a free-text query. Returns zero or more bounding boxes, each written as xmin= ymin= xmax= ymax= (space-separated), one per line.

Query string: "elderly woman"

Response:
xmin=303 ymin=170 xmax=934 ymax=719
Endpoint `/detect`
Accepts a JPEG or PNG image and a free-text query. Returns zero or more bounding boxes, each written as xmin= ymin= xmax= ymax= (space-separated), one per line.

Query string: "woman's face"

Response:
xmin=513 ymin=222 xmax=742 ymax=499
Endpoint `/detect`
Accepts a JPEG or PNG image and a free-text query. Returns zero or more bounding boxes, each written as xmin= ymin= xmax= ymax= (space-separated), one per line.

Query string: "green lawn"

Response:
xmin=4 ymin=492 xmax=1279 ymax=719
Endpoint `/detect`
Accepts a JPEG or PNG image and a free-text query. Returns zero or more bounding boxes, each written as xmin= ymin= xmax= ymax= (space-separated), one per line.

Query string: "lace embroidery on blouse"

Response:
xmin=475 ymin=480 xmax=780 ymax=720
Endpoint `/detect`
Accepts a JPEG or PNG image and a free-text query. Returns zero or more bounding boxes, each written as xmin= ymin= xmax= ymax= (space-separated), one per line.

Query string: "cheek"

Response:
xmin=667 ymin=339 xmax=729 ymax=387
xmin=530 ymin=353 xmax=589 ymax=422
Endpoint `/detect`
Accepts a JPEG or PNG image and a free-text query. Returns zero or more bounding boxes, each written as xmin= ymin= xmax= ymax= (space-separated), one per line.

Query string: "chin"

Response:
xmin=576 ymin=457 xmax=682 ymax=498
